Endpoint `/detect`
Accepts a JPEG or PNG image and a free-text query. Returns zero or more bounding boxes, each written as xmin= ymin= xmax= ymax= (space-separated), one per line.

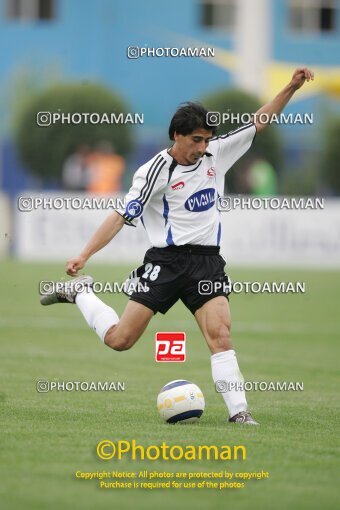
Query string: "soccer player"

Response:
xmin=41 ymin=68 xmax=314 ymax=425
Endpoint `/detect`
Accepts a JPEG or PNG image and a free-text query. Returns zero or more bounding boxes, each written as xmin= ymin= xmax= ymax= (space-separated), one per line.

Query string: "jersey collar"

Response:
xmin=165 ymin=148 xmax=212 ymax=170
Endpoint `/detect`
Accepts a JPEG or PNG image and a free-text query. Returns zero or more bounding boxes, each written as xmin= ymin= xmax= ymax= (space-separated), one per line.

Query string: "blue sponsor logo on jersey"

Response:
xmin=126 ymin=200 xmax=143 ymax=217
xmin=184 ymin=188 xmax=216 ymax=212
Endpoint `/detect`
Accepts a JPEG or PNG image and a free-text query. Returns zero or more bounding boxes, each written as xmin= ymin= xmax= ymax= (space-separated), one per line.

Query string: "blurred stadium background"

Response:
xmin=0 ymin=0 xmax=340 ymax=265
xmin=1 ymin=1 xmax=339 ymax=510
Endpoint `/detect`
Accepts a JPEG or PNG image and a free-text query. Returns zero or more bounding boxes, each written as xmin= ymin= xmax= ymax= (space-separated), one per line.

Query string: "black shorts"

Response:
xmin=128 ymin=244 xmax=231 ymax=315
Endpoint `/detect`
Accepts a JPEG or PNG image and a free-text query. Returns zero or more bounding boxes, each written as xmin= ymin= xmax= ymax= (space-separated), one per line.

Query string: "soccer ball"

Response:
xmin=157 ymin=379 xmax=205 ymax=424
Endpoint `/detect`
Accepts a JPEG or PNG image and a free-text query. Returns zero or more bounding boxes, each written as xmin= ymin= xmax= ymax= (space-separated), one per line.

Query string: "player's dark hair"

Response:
xmin=168 ymin=102 xmax=217 ymax=140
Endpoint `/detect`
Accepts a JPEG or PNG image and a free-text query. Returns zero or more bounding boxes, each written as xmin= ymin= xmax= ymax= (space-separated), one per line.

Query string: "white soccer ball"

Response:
xmin=157 ymin=380 xmax=205 ymax=424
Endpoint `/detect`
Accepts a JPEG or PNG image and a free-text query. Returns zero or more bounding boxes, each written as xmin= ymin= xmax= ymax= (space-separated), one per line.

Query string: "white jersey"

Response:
xmin=116 ymin=123 xmax=256 ymax=247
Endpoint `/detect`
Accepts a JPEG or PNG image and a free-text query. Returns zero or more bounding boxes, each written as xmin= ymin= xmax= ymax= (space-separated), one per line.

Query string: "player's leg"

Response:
xmin=70 ymin=285 xmax=154 ymax=350
xmin=194 ymin=295 xmax=233 ymax=353
xmin=103 ymin=300 xmax=154 ymax=350
xmin=40 ymin=274 xmax=154 ymax=350
xmin=195 ymin=296 xmax=258 ymax=425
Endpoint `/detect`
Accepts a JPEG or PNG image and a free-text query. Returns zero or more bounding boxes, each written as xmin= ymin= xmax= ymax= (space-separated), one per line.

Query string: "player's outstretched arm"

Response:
xmin=66 ymin=211 xmax=125 ymax=276
xmin=253 ymin=67 xmax=314 ymax=133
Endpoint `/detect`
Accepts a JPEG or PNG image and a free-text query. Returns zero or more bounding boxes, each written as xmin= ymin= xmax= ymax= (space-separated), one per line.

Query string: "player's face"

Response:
xmin=173 ymin=128 xmax=213 ymax=165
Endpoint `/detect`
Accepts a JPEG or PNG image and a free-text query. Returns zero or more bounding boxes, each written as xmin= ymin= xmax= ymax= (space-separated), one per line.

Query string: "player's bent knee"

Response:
xmin=104 ymin=328 xmax=135 ymax=351
xmin=110 ymin=341 xmax=132 ymax=352
xmin=105 ymin=335 xmax=133 ymax=351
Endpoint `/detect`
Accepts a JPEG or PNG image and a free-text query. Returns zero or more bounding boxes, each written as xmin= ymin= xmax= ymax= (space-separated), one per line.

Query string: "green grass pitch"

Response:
xmin=1 ymin=260 xmax=339 ymax=509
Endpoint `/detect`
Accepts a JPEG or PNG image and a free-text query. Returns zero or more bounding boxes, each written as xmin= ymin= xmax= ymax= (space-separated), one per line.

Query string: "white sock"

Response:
xmin=211 ymin=350 xmax=248 ymax=418
xmin=75 ymin=290 xmax=119 ymax=342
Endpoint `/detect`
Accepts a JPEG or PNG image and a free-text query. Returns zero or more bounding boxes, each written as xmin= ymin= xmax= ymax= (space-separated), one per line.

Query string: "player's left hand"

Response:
xmin=290 ymin=67 xmax=314 ymax=90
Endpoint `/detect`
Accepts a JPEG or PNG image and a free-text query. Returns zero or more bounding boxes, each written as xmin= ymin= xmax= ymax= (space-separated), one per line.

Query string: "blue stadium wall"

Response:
xmin=0 ymin=0 xmax=339 ymax=193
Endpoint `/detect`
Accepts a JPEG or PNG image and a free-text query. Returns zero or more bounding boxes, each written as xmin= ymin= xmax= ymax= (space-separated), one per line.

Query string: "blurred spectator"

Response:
xmin=247 ymin=159 xmax=278 ymax=196
xmin=62 ymin=144 xmax=91 ymax=191
xmin=86 ymin=141 xmax=125 ymax=194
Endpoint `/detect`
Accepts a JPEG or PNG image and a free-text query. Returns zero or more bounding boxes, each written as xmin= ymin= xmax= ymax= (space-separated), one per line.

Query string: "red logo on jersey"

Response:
xmin=207 ymin=167 xmax=215 ymax=178
xmin=171 ymin=181 xmax=185 ymax=190
xmin=155 ymin=332 xmax=186 ymax=362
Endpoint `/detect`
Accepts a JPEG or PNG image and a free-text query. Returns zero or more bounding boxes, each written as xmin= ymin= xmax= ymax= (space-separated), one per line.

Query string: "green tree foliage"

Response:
xmin=321 ymin=117 xmax=340 ymax=193
xmin=13 ymin=83 xmax=133 ymax=180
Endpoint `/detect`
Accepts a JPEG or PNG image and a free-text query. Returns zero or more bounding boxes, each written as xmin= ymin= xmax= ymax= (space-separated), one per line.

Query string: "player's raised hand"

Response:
xmin=290 ymin=67 xmax=314 ymax=90
xmin=66 ymin=256 xmax=87 ymax=276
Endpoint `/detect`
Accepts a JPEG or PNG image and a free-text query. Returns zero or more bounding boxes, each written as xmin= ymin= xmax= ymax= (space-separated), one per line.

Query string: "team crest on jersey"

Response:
xmin=171 ymin=181 xmax=185 ymax=190
xmin=207 ymin=167 xmax=215 ymax=178
xmin=126 ymin=199 xmax=143 ymax=217
xmin=184 ymin=188 xmax=216 ymax=212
